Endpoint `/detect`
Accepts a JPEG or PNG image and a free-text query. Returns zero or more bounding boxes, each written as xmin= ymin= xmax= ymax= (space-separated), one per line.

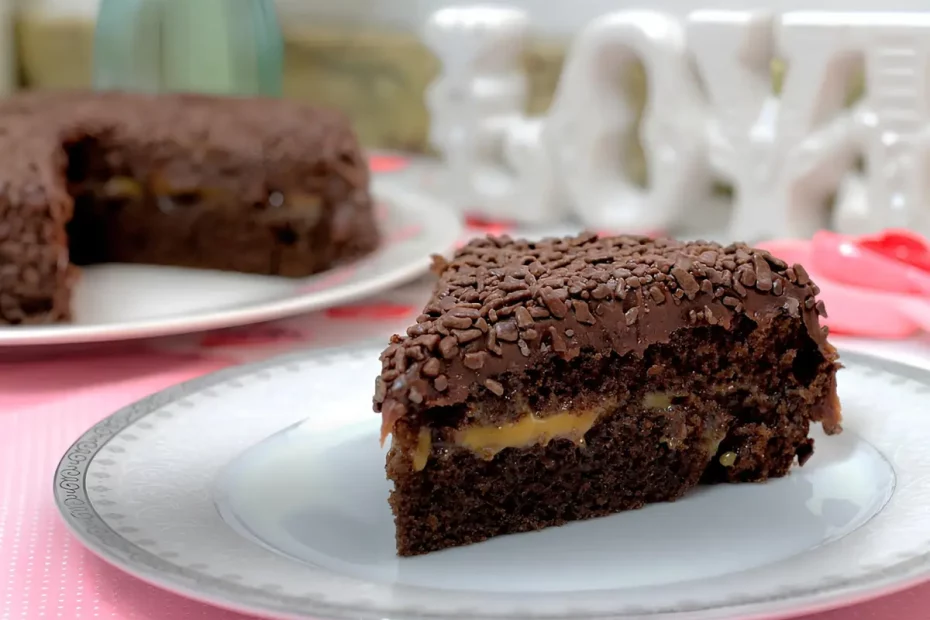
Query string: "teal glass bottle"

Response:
xmin=92 ymin=0 xmax=284 ymax=97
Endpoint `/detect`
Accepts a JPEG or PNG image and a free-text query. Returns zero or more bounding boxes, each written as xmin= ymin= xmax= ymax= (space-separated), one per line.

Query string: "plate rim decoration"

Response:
xmin=1 ymin=178 xmax=461 ymax=347
xmin=53 ymin=345 xmax=930 ymax=620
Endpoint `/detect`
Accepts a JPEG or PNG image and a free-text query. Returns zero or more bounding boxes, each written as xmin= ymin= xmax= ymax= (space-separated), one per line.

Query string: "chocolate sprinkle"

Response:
xmin=464 ymin=351 xmax=488 ymax=370
xmin=494 ymin=320 xmax=520 ymax=342
xmin=671 ymin=265 xmax=700 ymax=299
xmin=648 ymin=286 xmax=665 ymax=305
xmin=441 ymin=315 xmax=473 ymax=330
xmin=541 ymin=288 xmax=569 ymax=319
xmin=515 ymin=306 xmax=534 ymax=328
xmin=815 ymin=300 xmax=828 ymax=318
xmin=752 ymin=255 xmax=773 ymax=292
xmin=439 ymin=336 xmax=459 ymax=359
xmin=548 ymin=325 xmax=568 ymax=354
xmin=484 ymin=379 xmax=505 ymax=396
xmin=421 ymin=358 xmax=441 ymax=377
xmin=571 ymin=300 xmax=596 ymax=325
xmin=453 ymin=328 xmax=483 ymax=344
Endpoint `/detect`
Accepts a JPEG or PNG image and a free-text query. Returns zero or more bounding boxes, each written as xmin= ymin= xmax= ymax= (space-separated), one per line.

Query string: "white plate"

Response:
xmin=54 ymin=345 xmax=930 ymax=620
xmin=1 ymin=178 xmax=461 ymax=347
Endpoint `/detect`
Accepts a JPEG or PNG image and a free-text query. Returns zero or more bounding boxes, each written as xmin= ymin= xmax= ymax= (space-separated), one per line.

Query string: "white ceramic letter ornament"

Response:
xmin=423 ymin=6 xmax=564 ymax=224
xmin=544 ymin=11 xmax=709 ymax=233
xmin=424 ymin=6 xmax=930 ymax=239
xmin=781 ymin=12 xmax=930 ymax=237
xmin=689 ymin=10 xmax=864 ymax=242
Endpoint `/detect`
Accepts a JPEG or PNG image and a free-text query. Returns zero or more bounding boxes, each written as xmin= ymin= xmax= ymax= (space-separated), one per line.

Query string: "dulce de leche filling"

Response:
xmin=409 ymin=402 xmax=615 ymax=471
xmin=404 ymin=392 xmax=732 ymax=471
xmin=456 ymin=409 xmax=602 ymax=458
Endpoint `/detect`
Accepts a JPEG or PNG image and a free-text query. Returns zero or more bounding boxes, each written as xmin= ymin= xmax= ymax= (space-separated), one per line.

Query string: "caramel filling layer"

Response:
xmin=412 ymin=428 xmax=432 ymax=472
xmin=407 ymin=395 xmax=729 ymax=471
xmin=455 ymin=409 xmax=602 ymax=459
xmin=410 ymin=406 xmax=608 ymax=471
xmin=83 ymin=176 xmax=323 ymax=220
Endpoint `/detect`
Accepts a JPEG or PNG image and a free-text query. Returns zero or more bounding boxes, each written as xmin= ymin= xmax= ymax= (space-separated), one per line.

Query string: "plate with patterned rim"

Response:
xmin=0 ymin=177 xmax=461 ymax=347
xmin=54 ymin=344 xmax=930 ymax=620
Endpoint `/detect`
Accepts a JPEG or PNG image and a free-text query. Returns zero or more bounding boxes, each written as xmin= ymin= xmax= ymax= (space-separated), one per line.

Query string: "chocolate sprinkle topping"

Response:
xmin=374 ymin=233 xmax=830 ymax=427
xmin=572 ymin=300 xmax=596 ymax=325
xmin=464 ymin=351 xmax=488 ymax=370
xmin=484 ymin=379 xmax=505 ymax=396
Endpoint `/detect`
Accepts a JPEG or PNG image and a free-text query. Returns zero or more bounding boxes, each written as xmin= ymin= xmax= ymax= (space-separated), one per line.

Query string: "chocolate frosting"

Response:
xmin=374 ymin=233 xmax=832 ymax=436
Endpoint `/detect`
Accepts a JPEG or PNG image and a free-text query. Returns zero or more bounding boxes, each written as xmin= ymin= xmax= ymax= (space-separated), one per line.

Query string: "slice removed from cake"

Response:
xmin=374 ymin=233 xmax=842 ymax=556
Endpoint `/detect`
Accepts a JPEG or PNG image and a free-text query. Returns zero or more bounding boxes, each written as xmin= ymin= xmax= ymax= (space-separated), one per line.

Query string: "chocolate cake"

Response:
xmin=374 ymin=233 xmax=842 ymax=556
xmin=0 ymin=91 xmax=379 ymax=325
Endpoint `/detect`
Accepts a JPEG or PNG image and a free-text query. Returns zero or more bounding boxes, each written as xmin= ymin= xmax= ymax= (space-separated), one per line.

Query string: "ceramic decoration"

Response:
xmin=426 ymin=8 xmax=930 ymax=241
xmin=759 ymin=229 xmax=930 ymax=338
xmin=423 ymin=6 xmax=564 ymax=226
xmin=543 ymin=11 xmax=708 ymax=234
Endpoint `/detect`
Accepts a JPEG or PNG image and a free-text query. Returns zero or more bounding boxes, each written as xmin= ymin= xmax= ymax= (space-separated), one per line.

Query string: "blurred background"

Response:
xmin=11 ymin=0 xmax=925 ymax=158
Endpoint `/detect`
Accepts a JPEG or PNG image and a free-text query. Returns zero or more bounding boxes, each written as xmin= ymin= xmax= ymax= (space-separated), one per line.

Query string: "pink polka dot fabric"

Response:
xmin=0 ymin=355 xmax=260 ymax=619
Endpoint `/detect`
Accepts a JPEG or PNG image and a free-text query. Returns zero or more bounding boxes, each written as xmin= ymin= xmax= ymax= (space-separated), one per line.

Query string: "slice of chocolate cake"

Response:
xmin=374 ymin=233 xmax=842 ymax=556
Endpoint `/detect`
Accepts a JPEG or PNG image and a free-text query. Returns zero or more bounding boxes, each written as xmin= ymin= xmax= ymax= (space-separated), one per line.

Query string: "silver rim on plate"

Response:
xmin=54 ymin=346 xmax=930 ymax=620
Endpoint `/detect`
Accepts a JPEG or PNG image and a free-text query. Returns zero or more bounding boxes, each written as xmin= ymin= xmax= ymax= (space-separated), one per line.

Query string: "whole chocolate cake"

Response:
xmin=0 ymin=91 xmax=379 ymax=325
xmin=374 ymin=233 xmax=842 ymax=556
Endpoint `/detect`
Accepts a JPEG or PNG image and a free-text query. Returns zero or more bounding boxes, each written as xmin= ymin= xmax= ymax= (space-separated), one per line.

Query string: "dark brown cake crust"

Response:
xmin=374 ymin=233 xmax=842 ymax=556
xmin=0 ymin=91 xmax=379 ymax=325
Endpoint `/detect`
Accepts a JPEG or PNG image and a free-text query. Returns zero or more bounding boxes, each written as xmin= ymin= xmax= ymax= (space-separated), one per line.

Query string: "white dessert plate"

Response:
xmin=0 ymin=178 xmax=461 ymax=347
xmin=54 ymin=345 xmax=930 ymax=620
